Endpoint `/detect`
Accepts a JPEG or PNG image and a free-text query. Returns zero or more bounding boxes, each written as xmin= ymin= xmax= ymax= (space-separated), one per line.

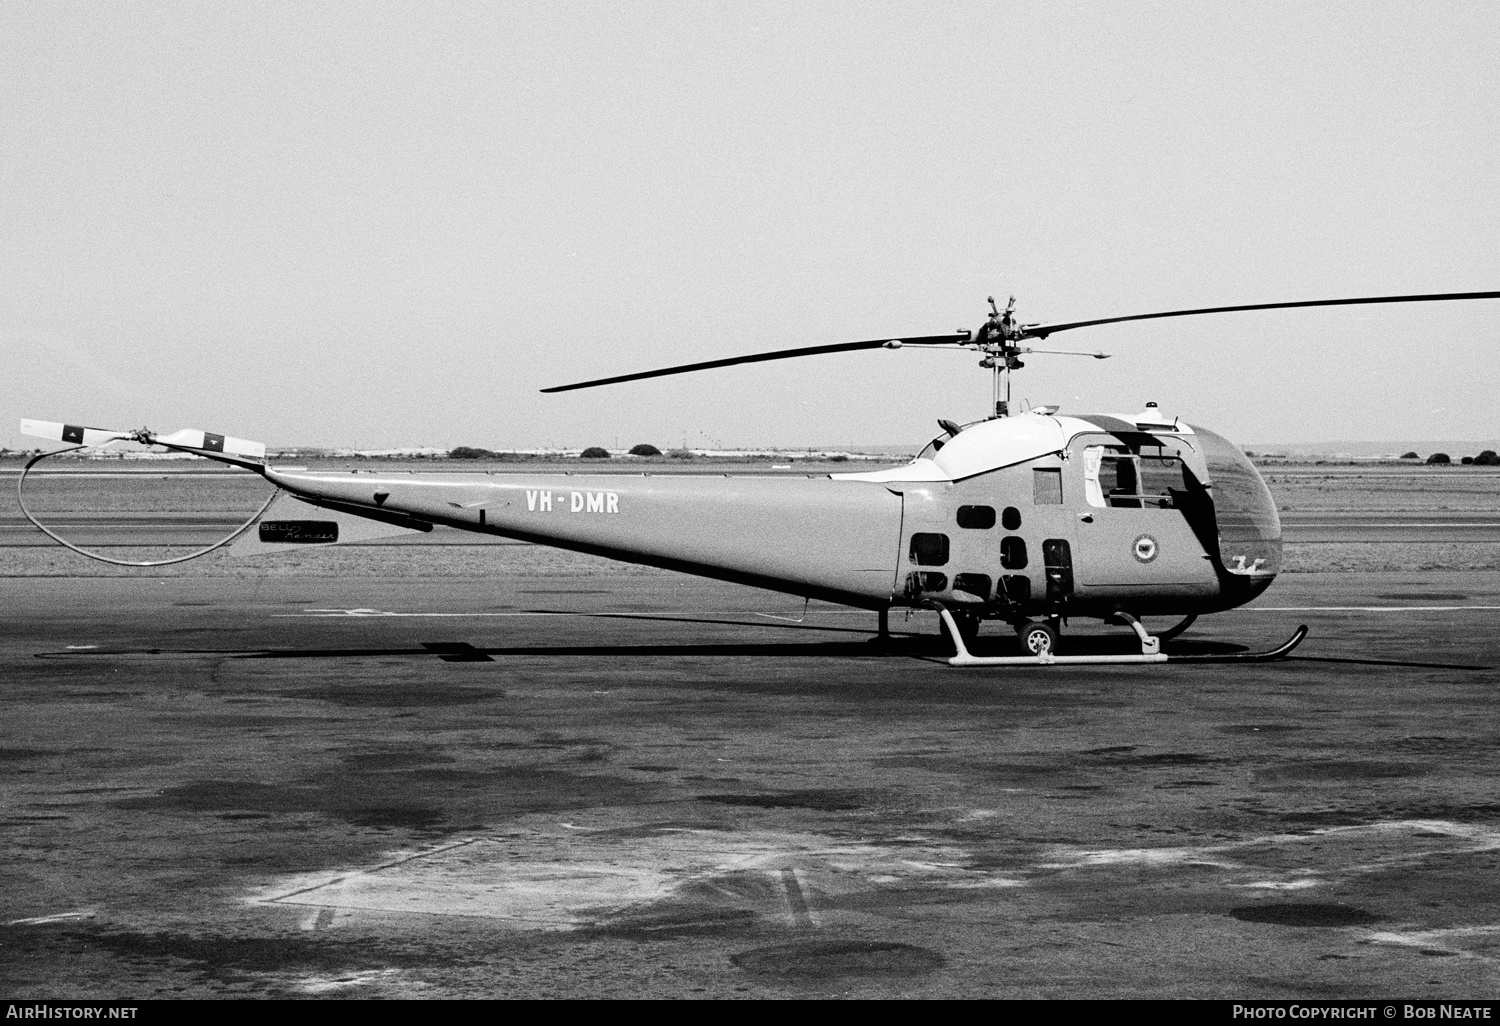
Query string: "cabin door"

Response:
xmin=1070 ymin=443 xmax=1207 ymax=590
xmin=1014 ymin=460 xmax=1080 ymax=613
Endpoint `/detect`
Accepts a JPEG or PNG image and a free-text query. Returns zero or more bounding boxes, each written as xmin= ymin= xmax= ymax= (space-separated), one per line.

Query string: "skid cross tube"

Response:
xmin=934 ymin=605 xmax=1307 ymax=667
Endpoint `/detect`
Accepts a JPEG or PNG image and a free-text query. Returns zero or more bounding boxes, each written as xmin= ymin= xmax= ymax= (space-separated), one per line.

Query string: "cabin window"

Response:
xmin=1083 ymin=445 xmax=1183 ymax=509
xmin=999 ymin=574 xmax=1031 ymax=605
xmin=956 ymin=505 xmax=996 ymax=529
xmin=1032 ymin=468 xmax=1063 ymax=505
xmin=1000 ymin=536 xmax=1028 ymax=569
xmin=906 ymin=571 xmax=948 ymax=595
xmin=1083 ymin=446 xmax=1106 ymax=506
xmin=952 ymin=573 xmax=992 ymax=601
xmin=1137 ymin=455 xmax=1185 ymax=506
xmin=1104 ymin=455 xmax=1142 ymax=507
xmin=909 ymin=533 xmax=949 ymax=566
xmin=1001 ymin=506 xmax=1022 ymax=530
xmin=1043 ymin=538 xmax=1073 ymax=599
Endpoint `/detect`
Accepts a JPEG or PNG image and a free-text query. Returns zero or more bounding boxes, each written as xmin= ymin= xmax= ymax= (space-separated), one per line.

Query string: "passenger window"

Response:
xmin=909 ymin=533 xmax=950 ymax=566
xmin=999 ymin=574 xmax=1030 ymax=605
xmin=956 ymin=505 xmax=996 ymax=529
xmin=1032 ymin=468 xmax=1063 ymax=505
xmin=906 ymin=571 xmax=948 ymax=595
xmin=1001 ymin=506 xmax=1021 ymax=530
xmin=1043 ymin=538 xmax=1073 ymax=599
xmin=953 ymin=573 xmax=992 ymax=600
xmin=1000 ymin=536 xmax=1028 ymax=569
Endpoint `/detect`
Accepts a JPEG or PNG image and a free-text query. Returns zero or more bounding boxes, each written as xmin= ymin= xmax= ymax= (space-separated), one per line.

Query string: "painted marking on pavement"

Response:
xmin=278 ymin=608 xmax=870 ymax=618
xmin=1246 ymin=605 xmax=1500 ymax=612
xmin=9 ymin=910 xmax=96 ymax=926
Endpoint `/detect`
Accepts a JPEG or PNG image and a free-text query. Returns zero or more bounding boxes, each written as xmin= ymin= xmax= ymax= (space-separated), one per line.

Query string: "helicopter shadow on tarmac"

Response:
xmin=31 ymin=641 xmax=1484 ymax=671
xmin=30 ymin=606 xmax=1488 ymax=669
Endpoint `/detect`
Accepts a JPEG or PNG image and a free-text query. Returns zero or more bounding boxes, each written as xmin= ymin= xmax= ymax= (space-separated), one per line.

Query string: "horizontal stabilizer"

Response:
xmin=228 ymin=492 xmax=429 ymax=557
xmin=155 ymin=429 xmax=265 ymax=458
xmin=20 ymin=419 xmax=131 ymax=447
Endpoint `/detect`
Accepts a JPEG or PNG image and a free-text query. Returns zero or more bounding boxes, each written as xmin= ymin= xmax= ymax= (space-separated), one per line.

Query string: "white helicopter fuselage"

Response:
xmin=261 ymin=409 xmax=1281 ymax=622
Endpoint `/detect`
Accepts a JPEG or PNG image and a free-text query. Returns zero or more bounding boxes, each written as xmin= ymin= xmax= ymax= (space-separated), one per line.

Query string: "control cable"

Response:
xmin=17 ymin=446 xmax=278 ymax=567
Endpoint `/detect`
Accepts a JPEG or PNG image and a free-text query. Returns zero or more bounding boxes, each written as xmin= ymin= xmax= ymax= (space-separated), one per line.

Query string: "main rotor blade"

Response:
xmin=540 ymin=333 xmax=970 ymax=393
xmin=1019 ymin=290 xmax=1500 ymax=340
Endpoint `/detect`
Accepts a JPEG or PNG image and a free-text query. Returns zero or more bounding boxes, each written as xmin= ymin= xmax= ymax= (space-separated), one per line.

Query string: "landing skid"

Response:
xmin=934 ymin=606 xmax=1307 ymax=667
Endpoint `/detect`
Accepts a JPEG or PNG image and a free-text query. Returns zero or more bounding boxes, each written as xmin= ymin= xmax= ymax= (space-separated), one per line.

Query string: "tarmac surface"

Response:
xmin=4 ymin=567 xmax=1500 ymax=998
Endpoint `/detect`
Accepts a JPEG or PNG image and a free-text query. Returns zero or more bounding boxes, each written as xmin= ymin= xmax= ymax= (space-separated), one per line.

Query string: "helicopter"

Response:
xmin=19 ymin=289 xmax=1500 ymax=666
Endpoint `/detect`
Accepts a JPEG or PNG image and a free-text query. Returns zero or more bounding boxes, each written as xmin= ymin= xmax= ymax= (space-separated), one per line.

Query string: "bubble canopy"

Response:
xmin=1193 ymin=425 xmax=1282 ymax=576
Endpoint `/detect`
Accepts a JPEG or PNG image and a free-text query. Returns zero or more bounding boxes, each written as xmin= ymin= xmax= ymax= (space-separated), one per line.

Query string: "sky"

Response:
xmin=4 ymin=1 xmax=1498 ymax=451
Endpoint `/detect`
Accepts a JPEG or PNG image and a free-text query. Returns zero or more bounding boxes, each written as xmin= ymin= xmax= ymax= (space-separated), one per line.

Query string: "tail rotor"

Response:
xmin=16 ymin=417 xmax=274 ymax=566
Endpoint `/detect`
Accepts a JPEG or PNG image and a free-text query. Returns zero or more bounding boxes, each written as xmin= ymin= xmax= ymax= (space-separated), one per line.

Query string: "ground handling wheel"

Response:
xmin=1016 ymin=620 xmax=1058 ymax=656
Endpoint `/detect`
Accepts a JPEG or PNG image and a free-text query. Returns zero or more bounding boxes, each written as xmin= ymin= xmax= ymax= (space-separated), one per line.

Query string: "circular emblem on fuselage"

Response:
xmin=1133 ymin=534 xmax=1158 ymax=563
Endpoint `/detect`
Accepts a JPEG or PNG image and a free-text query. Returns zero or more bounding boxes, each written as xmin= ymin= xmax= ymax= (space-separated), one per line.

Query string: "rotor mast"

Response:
xmin=975 ymin=295 xmax=1022 ymax=417
xmin=968 ymin=295 xmax=1112 ymax=418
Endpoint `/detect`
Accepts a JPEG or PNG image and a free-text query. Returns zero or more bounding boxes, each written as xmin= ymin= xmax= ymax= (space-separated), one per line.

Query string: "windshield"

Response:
xmin=1193 ymin=426 xmax=1281 ymax=575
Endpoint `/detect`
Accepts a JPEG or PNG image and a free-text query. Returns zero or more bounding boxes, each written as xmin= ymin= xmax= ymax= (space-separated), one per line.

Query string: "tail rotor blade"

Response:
xmin=155 ymin=429 xmax=266 ymax=459
xmin=19 ymin=419 xmax=131 ymax=447
xmin=19 ymin=420 xmax=265 ymax=460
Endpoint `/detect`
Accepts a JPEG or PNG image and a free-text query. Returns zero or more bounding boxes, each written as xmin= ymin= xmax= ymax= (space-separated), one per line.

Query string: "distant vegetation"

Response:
xmin=1400 ymin=451 xmax=1419 ymax=459
xmin=446 ymin=447 xmax=548 ymax=461
xmin=579 ymin=446 xmax=611 ymax=459
xmin=628 ymin=443 xmax=662 ymax=457
xmin=1416 ymin=451 xmax=1498 ymax=466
